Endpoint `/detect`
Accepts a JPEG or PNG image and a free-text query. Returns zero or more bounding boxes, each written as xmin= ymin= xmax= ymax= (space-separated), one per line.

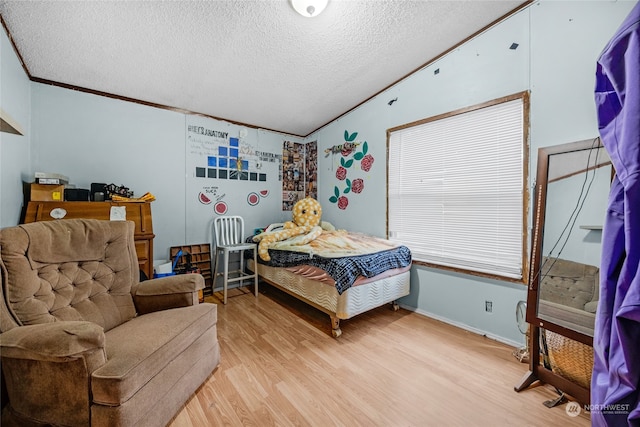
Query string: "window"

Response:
xmin=387 ymin=92 xmax=529 ymax=281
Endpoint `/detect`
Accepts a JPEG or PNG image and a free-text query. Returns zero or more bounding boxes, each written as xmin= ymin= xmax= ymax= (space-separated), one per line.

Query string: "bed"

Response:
xmin=247 ymin=226 xmax=412 ymax=337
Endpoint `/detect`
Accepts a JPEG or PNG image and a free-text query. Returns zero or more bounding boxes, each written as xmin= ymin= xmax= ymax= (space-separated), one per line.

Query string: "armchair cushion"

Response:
xmin=92 ymin=303 xmax=216 ymax=406
xmin=1 ymin=220 xmax=137 ymax=332
xmin=23 ymin=220 xmax=107 ymax=265
xmin=539 ymin=257 xmax=599 ymax=311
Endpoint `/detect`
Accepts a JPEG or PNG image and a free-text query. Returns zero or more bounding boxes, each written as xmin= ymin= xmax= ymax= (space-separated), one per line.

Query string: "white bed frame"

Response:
xmin=248 ymin=260 xmax=410 ymax=337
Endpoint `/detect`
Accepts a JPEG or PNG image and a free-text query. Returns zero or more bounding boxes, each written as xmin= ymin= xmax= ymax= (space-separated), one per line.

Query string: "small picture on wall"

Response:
xmin=305 ymin=141 xmax=318 ymax=200
xmin=282 ymin=140 xmax=306 ymax=210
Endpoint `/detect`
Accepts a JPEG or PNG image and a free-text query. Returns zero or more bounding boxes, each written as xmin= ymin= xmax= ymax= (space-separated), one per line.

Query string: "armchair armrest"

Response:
xmin=132 ymin=273 xmax=205 ymax=315
xmin=0 ymin=321 xmax=105 ymax=362
xmin=0 ymin=322 xmax=106 ymax=426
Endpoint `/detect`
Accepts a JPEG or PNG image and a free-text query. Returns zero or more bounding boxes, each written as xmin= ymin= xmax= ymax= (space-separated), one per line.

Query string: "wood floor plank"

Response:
xmin=169 ymin=284 xmax=591 ymax=426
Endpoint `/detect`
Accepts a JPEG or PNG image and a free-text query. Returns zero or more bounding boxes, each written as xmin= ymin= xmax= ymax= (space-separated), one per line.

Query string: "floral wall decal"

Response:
xmin=328 ymin=130 xmax=374 ymax=210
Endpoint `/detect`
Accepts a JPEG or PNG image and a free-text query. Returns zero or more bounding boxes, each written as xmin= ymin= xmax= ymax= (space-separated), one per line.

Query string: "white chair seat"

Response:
xmin=212 ymin=216 xmax=258 ymax=304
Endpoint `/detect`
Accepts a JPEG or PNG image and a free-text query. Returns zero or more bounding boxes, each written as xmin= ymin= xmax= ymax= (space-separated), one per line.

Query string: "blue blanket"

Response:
xmin=256 ymin=242 xmax=411 ymax=295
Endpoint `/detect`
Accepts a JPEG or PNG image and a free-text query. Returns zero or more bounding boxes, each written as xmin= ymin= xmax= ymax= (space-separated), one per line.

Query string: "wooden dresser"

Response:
xmin=22 ymin=201 xmax=155 ymax=279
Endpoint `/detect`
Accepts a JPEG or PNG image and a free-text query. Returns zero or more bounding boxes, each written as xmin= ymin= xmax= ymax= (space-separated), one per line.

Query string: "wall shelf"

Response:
xmin=579 ymin=225 xmax=603 ymax=231
xmin=0 ymin=108 xmax=24 ymax=135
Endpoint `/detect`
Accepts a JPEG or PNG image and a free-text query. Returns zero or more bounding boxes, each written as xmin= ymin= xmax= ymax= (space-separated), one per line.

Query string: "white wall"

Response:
xmin=0 ymin=26 xmax=31 ymax=227
xmin=308 ymin=0 xmax=637 ymax=346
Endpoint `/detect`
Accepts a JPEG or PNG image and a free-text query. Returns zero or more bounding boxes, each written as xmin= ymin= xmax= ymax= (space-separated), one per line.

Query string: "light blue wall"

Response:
xmin=543 ymin=165 xmax=610 ymax=267
xmin=314 ymin=2 xmax=531 ymax=237
xmin=0 ymin=26 xmax=31 ymax=227
xmin=308 ymin=0 xmax=637 ymax=345
xmin=30 ymin=84 xmax=298 ymax=262
xmin=30 ymin=84 xmax=187 ymax=257
xmin=1 ymin=0 xmax=635 ymax=345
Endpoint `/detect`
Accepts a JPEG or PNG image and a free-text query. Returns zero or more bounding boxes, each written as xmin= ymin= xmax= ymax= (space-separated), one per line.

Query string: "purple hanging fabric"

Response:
xmin=592 ymin=2 xmax=640 ymax=426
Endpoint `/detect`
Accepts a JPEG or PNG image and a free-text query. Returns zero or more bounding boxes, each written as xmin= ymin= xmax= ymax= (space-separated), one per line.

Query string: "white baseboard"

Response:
xmin=398 ymin=303 xmax=523 ymax=349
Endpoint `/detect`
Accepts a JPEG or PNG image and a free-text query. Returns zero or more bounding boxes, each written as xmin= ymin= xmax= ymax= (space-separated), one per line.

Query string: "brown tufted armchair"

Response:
xmin=538 ymin=257 xmax=599 ymax=336
xmin=0 ymin=219 xmax=220 ymax=426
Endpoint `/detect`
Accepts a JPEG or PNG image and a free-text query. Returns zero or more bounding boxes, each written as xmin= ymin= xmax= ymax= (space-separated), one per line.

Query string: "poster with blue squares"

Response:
xmin=184 ymin=114 xmax=283 ymax=243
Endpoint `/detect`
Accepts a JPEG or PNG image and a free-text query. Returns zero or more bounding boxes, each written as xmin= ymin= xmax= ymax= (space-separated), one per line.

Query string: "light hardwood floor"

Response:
xmin=169 ymin=284 xmax=590 ymax=427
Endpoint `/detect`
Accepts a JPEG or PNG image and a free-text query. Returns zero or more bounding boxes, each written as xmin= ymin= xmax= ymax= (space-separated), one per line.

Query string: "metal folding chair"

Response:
xmin=212 ymin=216 xmax=258 ymax=304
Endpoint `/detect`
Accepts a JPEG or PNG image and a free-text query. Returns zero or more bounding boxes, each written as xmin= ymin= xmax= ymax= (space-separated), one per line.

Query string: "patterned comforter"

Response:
xmin=254 ymin=229 xmax=412 ymax=294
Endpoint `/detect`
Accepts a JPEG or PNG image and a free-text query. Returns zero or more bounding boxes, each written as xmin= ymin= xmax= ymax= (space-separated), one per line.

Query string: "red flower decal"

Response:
xmin=361 ymin=154 xmax=374 ymax=172
xmin=336 ymin=166 xmax=347 ymax=180
xmin=352 ymin=178 xmax=364 ymax=194
xmin=337 ymin=196 xmax=349 ymax=210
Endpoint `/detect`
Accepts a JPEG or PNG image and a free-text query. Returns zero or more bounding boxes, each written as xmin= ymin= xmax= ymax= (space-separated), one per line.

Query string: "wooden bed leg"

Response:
xmin=391 ymin=301 xmax=400 ymax=311
xmin=330 ymin=317 xmax=342 ymax=338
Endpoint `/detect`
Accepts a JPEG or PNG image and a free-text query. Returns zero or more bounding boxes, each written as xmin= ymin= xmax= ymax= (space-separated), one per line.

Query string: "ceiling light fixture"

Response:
xmin=291 ymin=0 xmax=328 ymax=17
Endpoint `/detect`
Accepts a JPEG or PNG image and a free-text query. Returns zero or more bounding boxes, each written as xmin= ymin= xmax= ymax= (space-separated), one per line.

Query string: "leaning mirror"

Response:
xmin=515 ymin=138 xmax=611 ymax=406
xmin=528 ymin=138 xmax=610 ymax=343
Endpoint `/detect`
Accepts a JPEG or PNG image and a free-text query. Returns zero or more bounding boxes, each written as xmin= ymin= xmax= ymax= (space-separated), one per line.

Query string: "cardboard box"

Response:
xmin=30 ymin=183 xmax=65 ymax=201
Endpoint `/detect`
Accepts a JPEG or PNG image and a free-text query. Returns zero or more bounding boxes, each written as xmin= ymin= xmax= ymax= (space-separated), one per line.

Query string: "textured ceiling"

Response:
xmin=0 ymin=0 xmax=528 ymax=136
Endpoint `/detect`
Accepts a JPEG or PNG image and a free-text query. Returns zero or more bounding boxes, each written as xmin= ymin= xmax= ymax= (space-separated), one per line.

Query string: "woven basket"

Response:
xmin=545 ymin=330 xmax=594 ymax=389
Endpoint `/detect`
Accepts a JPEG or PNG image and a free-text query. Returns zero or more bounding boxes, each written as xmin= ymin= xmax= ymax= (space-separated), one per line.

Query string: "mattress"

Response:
xmin=248 ymin=260 xmax=410 ymax=320
xmin=254 ymin=230 xmax=412 ymax=294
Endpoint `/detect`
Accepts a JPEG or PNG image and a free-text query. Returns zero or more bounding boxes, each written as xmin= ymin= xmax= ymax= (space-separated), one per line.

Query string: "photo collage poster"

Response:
xmin=282 ymin=140 xmax=317 ymax=210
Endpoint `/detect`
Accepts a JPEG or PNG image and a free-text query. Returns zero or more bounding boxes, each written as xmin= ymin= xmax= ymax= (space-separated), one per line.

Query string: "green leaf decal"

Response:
xmin=344 ymin=159 xmax=354 ymax=168
xmin=344 ymin=179 xmax=352 ymax=194
xmin=334 ymin=186 xmax=340 ymax=198
xmin=362 ymin=141 xmax=368 ymax=154
xmin=348 ymin=132 xmax=358 ymax=142
xmin=344 ymin=130 xmax=349 ymax=141
xmin=354 ymin=152 xmax=364 ymax=160
xmin=340 ymin=157 xmax=346 ymax=166
xmin=329 ymin=196 xmax=338 ymax=203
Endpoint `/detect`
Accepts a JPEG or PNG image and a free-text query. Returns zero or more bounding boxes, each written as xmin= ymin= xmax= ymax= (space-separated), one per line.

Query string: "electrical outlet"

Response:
xmin=485 ymin=300 xmax=493 ymax=313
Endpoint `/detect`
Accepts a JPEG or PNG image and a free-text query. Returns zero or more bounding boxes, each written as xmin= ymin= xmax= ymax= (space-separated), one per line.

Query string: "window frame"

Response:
xmin=386 ymin=91 xmax=530 ymax=283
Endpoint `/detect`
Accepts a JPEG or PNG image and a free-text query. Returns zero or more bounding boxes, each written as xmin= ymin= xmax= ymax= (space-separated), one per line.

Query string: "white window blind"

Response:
xmin=388 ymin=96 xmax=525 ymax=280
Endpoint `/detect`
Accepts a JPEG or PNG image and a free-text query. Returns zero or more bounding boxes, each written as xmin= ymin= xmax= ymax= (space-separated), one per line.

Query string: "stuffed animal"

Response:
xmin=253 ymin=197 xmax=325 ymax=261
